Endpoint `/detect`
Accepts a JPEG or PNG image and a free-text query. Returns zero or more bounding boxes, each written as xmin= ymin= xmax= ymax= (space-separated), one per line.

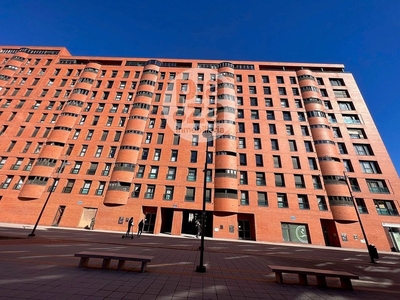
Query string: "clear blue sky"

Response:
xmin=1 ymin=0 xmax=399 ymax=174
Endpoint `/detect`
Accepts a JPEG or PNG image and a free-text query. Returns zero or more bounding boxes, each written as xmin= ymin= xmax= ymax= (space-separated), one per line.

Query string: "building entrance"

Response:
xmin=143 ymin=213 xmax=156 ymax=233
xmin=78 ymin=207 xmax=97 ymax=229
xmin=160 ymin=208 xmax=173 ymax=234
xmin=320 ymin=219 xmax=341 ymax=247
xmin=51 ymin=205 xmax=66 ymax=226
xmin=383 ymin=224 xmax=400 ymax=252
xmin=238 ymin=219 xmax=251 ymax=240
xmin=181 ymin=210 xmax=213 ymax=237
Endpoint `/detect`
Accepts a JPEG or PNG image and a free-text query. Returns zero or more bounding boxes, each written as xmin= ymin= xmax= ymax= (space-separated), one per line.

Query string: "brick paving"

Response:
xmin=0 ymin=223 xmax=399 ymax=299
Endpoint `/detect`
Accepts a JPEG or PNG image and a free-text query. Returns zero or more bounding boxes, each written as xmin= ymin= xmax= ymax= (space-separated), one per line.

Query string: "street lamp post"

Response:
xmin=343 ymin=172 xmax=376 ymax=263
xmin=196 ymin=130 xmax=213 ymax=273
xmin=28 ymin=159 xmax=68 ymax=237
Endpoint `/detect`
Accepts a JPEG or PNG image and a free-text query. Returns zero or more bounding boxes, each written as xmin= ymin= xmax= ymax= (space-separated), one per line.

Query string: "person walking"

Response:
xmin=126 ymin=217 xmax=134 ymax=237
xmin=195 ymin=219 xmax=201 ymax=239
xmin=90 ymin=217 xmax=95 ymax=230
xmin=137 ymin=219 xmax=144 ymax=237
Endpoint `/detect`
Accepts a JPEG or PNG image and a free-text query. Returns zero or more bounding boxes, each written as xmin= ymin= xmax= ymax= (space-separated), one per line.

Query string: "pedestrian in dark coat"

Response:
xmin=126 ymin=217 xmax=134 ymax=236
xmin=137 ymin=219 xmax=144 ymax=237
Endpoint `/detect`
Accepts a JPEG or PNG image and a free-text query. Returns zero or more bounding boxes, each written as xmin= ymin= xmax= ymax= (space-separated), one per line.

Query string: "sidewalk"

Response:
xmin=0 ymin=223 xmax=399 ymax=299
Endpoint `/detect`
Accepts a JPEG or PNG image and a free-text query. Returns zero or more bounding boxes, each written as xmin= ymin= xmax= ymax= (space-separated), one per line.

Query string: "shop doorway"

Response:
xmin=52 ymin=205 xmax=66 ymax=226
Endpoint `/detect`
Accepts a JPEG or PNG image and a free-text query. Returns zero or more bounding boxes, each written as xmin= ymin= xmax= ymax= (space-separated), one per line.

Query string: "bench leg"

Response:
xmin=140 ymin=262 xmax=148 ymax=273
xmin=316 ymin=275 xmax=327 ymax=287
xmin=102 ymin=259 xmax=111 ymax=269
xmin=117 ymin=260 xmax=126 ymax=270
xmin=340 ymin=278 xmax=353 ymax=290
xmin=78 ymin=257 xmax=90 ymax=268
xmin=298 ymin=274 xmax=308 ymax=285
xmin=275 ymin=272 xmax=283 ymax=283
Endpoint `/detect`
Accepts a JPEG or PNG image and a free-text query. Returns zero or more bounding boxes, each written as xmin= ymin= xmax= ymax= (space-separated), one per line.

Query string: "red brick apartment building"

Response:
xmin=0 ymin=46 xmax=399 ymax=251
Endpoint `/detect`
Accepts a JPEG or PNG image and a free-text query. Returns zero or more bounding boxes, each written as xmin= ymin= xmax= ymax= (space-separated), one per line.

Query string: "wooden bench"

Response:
xmin=74 ymin=251 xmax=153 ymax=273
xmin=269 ymin=265 xmax=359 ymax=290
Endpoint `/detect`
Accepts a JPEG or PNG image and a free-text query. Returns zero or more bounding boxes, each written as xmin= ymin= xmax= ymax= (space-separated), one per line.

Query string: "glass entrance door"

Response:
xmin=238 ymin=220 xmax=251 ymax=240
xmin=143 ymin=213 xmax=156 ymax=233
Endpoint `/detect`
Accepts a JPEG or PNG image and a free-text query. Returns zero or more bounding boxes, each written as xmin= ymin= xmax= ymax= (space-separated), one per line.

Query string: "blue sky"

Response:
xmin=1 ymin=0 xmax=400 ymax=174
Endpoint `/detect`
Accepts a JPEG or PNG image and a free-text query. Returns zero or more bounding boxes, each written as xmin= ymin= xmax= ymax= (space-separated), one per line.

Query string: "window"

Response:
xmin=149 ymin=166 xmax=159 ymax=179
xmin=170 ymin=150 xmax=178 ymax=162
xmin=278 ymin=87 xmax=287 ymax=95
xmin=190 ymin=151 xmax=197 ymax=163
xmin=281 ymin=99 xmax=289 ymax=108
xmin=71 ymin=162 xmax=82 ymax=174
xmin=265 ymin=98 xmax=273 ymax=106
xmin=349 ymin=178 xmax=360 ymax=192
xmin=62 ymin=180 xmax=75 ymax=193
xmin=101 ymin=131 xmax=109 ymax=141
xmin=253 ymin=123 xmax=260 ymax=134
xmin=275 ymin=174 xmax=285 ymax=187
xmin=271 ymin=139 xmax=279 ymax=150
xmin=186 ymin=168 xmax=197 ymax=181
xmin=286 ymin=125 xmax=294 ymax=135
xmin=283 ymin=111 xmax=292 ymax=122
xmin=80 ymin=181 xmax=92 ymax=194
xmin=298 ymin=195 xmax=310 ymax=209
xmin=157 ymin=133 xmax=164 ymax=144
xmin=308 ymin=157 xmax=318 ymax=170
xmin=145 ymin=133 xmax=152 ymax=144
xmin=282 ymin=223 xmax=310 ymax=243
xmin=237 ymin=97 xmax=244 ymax=106
xmin=338 ymin=143 xmax=347 ymax=154
xmin=136 ymin=165 xmax=145 ymax=178
xmin=166 ymin=167 xmax=177 ymax=180
xmin=343 ymin=159 xmax=354 ymax=172
xmin=292 ymin=157 xmax=301 ymax=169
xmin=256 ymin=172 xmax=266 ymax=186
xmin=240 ymin=191 xmax=249 ymax=205
xmin=153 ymin=149 xmax=161 ymax=161
xmin=348 ymin=128 xmax=366 ymax=139
xmin=354 ymin=144 xmax=373 ymax=156
xmin=353 ymin=198 xmax=368 ymax=214
xmin=374 ymin=200 xmax=398 ymax=216
xmin=266 ymin=111 xmax=275 ymax=120
xmin=290 ymin=76 xmax=297 ymax=84
xmin=276 ymin=76 xmax=284 ymax=84
xmin=185 ymin=187 xmax=195 ymax=201
xmin=239 ymin=171 xmax=248 ymax=185
xmin=108 ymin=147 xmax=117 ymax=158
xmin=249 ymin=86 xmax=256 ymax=94
xmin=141 ymin=148 xmax=149 ymax=160
xmin=239 ymin=154 xmax=247 ymax=166
xmin=332 ymin=127 xmax=342 ymax=138
xmin=1 ymin=176 xmax=13 ymax=189
xmin=255 ymin=154 xmax=263 ymax=167
xmin=277 ymin=193 xmax=288 ymax=208
xmin=289 ymin=140 xmax=297 ymax=152
xmin=254 ymin=138 xmax=262 ymax=150
xmin=360 ymin=161 xmax=381 ymax=174
xmin=338 ymin=101 xmax=355 ymax=110
xmin=238 ymin=123 xmax=245 ymax=133
xmin=294 ymin=175 xmax=305 ymax=188
xmin=144 ymin=185 xmax=155 ymax=199
xmin=273 ymin=155 xmax=282 ymax=168
xmin=164 ymin=186 xmax=174 ymax=200
xmin=238 ymin=138 xmax=246 ymax=149
xmin=314 ymin=196 xmax=327 ymax=212
xmin=79 ymin=145 xmax=88 ymax=157
xmin=304 ymin=141 xmax=313 ymax=152
xmin=300 ymin=126 xmax=309 ymax=136
xmin=295 ymin=99 xmax=302 ymax=108
xmin=173 ymin=134 xmax=180 ymax=145
xmin=312 ymin=175 xmax=322 ymax=189
xmin=366 ymin=179 xmax=389 ymax=194
xmin=251 ymin=110 xmax=259 ymax=119
xmin=87 ymin=162 xmax=98 ymax=175
xmin=250 ymin=97 xmax=258 ymax=106
xmin=132 ymin=184 xmax=141 ymax=198
xmin=237 ymin=109 xmax=244 ymax=119
xmin=320 ymin=89 xmax=328 ymax=97
xmin=328 ymin=114 xmax=337 ymax=123
xmin=269 ymin=124 xmax=277 ymax=134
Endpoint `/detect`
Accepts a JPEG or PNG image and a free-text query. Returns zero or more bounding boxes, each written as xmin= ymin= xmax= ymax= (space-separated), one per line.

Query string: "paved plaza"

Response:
xmin=0 ymin=223 xmax=399 ymax=299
